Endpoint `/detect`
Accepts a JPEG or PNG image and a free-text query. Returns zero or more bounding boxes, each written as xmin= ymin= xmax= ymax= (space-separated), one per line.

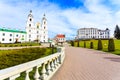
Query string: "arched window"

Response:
xmin=44 ymin=21 xmax=46 ymax=24
xmin=30 ymin=18 xmax=32 ymax=21
xmin=29 ymin=24 xmax=31 ymax=27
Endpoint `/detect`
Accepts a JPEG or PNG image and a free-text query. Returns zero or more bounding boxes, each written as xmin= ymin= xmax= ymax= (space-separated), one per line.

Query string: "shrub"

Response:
xmin=97 ymin=39 xmax=103 ymax=50
xmin=84 ymin=41 xmax=86 ymax=48
xmin=71 ymin=41 xmax=74 ymax=46
xmin=77 ymin=41 xmax=80 ymax=47
xmin=108 ymin=39 xmax=115 ymax=52
xmin=9 ymin=45 xmax=13 ymax=47
xmin=4 ymin=45 xmax=7 ymax=47
xmin=29 ymin=44 xmax=32 ymax=46
xmin=90 ymin=42 xmax=93 ymax=49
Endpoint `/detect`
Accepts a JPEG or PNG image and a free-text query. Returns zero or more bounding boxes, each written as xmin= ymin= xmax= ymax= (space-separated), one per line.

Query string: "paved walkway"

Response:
xmin=51 ymin=47 xmax=120 ymax=80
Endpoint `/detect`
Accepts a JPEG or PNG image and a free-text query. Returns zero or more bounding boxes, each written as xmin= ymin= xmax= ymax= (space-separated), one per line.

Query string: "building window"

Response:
xmin=37 ymin=31 xmax=39 ymax=33
xmin=29 ymin=30 xmax=31 ymax=32
xmin=29 ymin=24 xmax=31 ymax=27
xmin=44 ymin=26 xmax=45 ymax=29
xmin=10 ymin=34 xmax=12 ymax=36
xmin=2 ymin=38 xmax=4 ymax=41
xmin=22 ymin=35 xmax=24 ymax=37
xmin=2 ymin=33 xmax=5 ymax=36
xmin=37 ymin=35 xmax=39 ymax=38
xmin=44 ymin=36 xmax=45 ymax=39
xmin=29 ymin=35 xmax=31 ymax=38
xmin=30 ymin=18 xmax=32 ymax=21
xmin=9 ymin=39 xmax=12 ymax=41
xmin=16 ymin=34 xmax=18 ymax=37
xmin=29 ymin=39 xmax=31 ymax=42
xmin=44 ymin=22 xmax=46 ymax=24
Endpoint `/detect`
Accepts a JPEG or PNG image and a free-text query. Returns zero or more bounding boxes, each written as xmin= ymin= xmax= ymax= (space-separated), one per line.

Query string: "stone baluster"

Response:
xmin=51 ymin=60 xmax=55 ymax=72
xmin=54 ymin=58 xmax=58 ymax=66
xmin=53 ymin=59 xmax=57 ymax=69
xmin=34 ymin=65 xmax=41 ymax=80
xmin=47 ymin=61 xmax=51 ymax=75
xmin=56 ymin=56 xmax=60 ymax=65
xmin=25 ymin=68 xmax=33 ymax=80
xmin=59 ymin=55 xmax=62 ymax=64
xmin=9 ymin=74 xmax=20 ymax=80
xmin=41 ymin=63 xmax=47 ymax=80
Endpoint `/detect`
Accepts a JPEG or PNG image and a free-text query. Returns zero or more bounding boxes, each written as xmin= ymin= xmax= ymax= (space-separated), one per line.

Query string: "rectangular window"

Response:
xmin=16 ymin=34 xmax=18 ymax=37
xmin=22 ymin=35 xmax=24 ymax=37
xmin=37 ymin=35 xmax=39 ymax=38
xmin=10 ymin=34 xmax=12 ymax=36
xmin=29 ymin=30 xmax=31 ymax=32
xmin=2 ymin=33 xmax=5 ymax=36
xmin=29 ymin=35 xmax=31 ymax=38
xmin=29 ymin=39 xmax=31 ymax=42
xmin=2 ymin=38 xmax=4 ymax=41
xmin=37 ymin=31 xmax=39 ymax=33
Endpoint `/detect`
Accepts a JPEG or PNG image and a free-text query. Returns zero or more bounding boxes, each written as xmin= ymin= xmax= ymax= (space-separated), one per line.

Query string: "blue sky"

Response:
xmin=0 ymin=0 xmax=120 ymax=39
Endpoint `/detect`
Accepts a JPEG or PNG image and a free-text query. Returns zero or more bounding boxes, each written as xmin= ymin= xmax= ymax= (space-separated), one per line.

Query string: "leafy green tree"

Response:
xmin=97 ymin=39 xmax=103 ymax=50
xmin=90 ymin=42 xmax=94 ymax=49
xmin=114 ymin=25 xmax=120 ymax=39
xmin=84 ymin=41 xmax=86 ymax=48
xmin=108 ymin=39 xmax=115 ymax=52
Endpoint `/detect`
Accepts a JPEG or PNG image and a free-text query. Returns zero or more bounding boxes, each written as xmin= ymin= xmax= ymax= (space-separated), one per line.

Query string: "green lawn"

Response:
xmin=73 ymin=39 xmax=120 ymax=55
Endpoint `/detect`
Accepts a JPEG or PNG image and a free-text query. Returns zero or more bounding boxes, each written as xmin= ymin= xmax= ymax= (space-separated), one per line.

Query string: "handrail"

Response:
xmin=0 ymin=47 xmax=65 ymax=80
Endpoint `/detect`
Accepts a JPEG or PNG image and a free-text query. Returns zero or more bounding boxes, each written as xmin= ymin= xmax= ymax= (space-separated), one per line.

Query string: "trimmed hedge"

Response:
xmin=108 ymin=39 xmax=115 ymax=52
xmin=90 ymin=42 xmax=94 ymax=49
xmin=97 ymin=39 xmax=103 ymax=50
xmin=0 ymin=47 xmax=57 ymax=69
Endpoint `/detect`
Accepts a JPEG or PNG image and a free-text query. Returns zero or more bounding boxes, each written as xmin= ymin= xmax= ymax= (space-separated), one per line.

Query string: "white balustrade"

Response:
xmin=0 ymin=47 xmax=65 ymax=80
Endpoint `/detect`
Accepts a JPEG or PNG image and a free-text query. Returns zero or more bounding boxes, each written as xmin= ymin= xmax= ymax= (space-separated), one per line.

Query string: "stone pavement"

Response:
xmin=51 ymin=47 xmax=120 ymax=80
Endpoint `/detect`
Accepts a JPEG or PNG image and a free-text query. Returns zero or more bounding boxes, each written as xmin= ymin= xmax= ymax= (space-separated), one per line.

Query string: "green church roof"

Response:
xmin=0 ymin=28 xmax=26 ymax=34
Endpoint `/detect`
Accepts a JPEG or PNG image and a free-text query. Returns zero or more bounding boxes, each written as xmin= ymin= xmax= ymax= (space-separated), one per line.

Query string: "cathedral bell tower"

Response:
xmin=26 ymin=10 xmax=34 ymax=28
xmin=26 ymin=10 xmax=34 ymax=42
xmin=41 ymin=14 xmax=48 ymax=42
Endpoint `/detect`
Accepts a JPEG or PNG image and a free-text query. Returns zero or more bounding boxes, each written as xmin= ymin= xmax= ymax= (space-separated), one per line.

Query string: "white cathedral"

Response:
xmin=0 ymin=10 xmax=48 ymax=43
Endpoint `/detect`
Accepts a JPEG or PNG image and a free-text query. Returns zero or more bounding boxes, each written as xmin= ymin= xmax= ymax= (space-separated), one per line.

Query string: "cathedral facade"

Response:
xmin=26 ymin=10 xmax=48 ymax=43
xmin=0 ymin=10 xmax=48 ymax=43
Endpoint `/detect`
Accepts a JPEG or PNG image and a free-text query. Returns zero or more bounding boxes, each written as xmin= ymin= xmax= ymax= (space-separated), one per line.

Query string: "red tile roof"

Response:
xmin=56 ymin=34 xmax=65 ymax=38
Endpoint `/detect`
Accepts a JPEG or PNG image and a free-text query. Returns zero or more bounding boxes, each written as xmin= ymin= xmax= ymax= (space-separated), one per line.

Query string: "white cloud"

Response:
xmin=0 ymin=0 xmax=120 ymax=39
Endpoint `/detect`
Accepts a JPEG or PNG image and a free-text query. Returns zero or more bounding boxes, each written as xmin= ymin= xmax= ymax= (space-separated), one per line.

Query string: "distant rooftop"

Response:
xmin=56 ymin=34 xmax=65 ymax=38
xmin=0 ymin=27 xmax=26 ymax=34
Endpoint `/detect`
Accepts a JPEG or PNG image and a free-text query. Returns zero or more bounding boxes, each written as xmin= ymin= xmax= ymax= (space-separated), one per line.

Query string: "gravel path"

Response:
xmin=51 ymin=47 xmax=120 ymax=80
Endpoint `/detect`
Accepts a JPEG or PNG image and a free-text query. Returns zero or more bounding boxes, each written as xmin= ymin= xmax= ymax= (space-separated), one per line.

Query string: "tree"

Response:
xmin=114 ymin=25 xmax=120 ymax=39
xmin=77 ymin=41 xmax=80 ymax=47
xmin=108 ymin=39 xmax=115 ymax=52
xmin=84 ymin=41 xmax=86 ymax=48
xmin=90 ymin=42 xmax=94 ymax=49
xmin=97 ymin=39 xmax=103 ymax=50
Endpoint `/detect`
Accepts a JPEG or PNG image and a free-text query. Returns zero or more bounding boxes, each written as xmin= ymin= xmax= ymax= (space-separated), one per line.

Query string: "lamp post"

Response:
xmin=51 ymin=42 xmax=55 ymax=54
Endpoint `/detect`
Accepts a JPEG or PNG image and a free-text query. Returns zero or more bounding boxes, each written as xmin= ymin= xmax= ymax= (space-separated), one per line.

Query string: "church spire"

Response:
xmin=28 ymin=10 xmax=33 ymax=18
xmin=30 ymin=10 xmax=32 ymax=13
xmin=42 ymin=13 xmax=46 ymax=20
